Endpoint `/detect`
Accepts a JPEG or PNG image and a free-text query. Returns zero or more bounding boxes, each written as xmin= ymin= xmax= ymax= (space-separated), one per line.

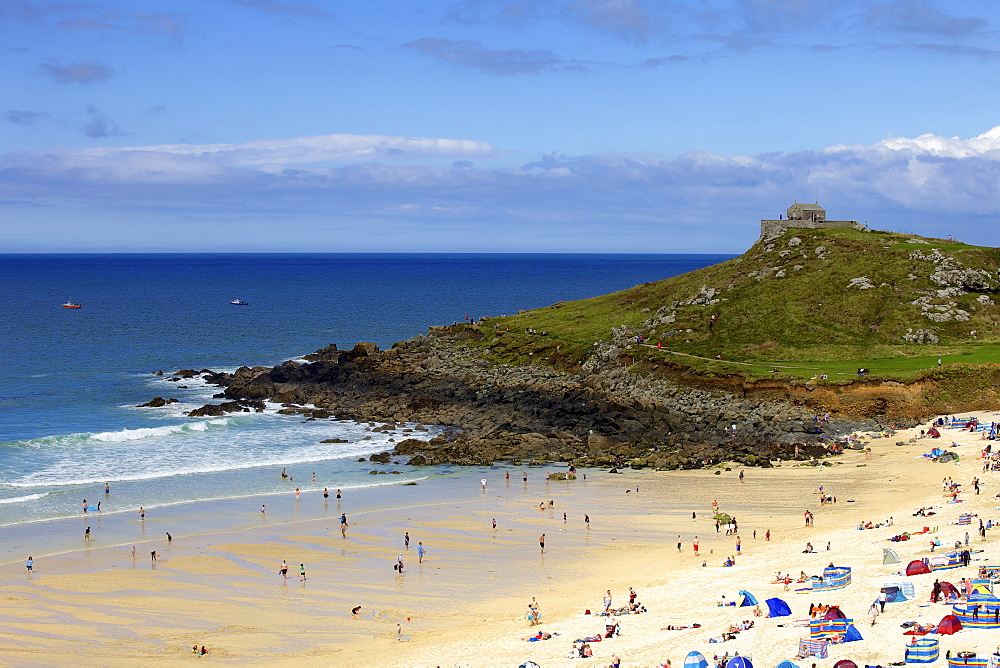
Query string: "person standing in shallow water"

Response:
xmin=539 ymin=533 xmax=545 ymax=553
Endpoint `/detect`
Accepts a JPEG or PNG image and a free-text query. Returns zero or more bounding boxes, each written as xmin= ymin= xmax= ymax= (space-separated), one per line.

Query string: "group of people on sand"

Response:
xmin=707 ymin=619 xmax=754 ymax=643
xmin=808 ymin=603 xmax=840 ymax=619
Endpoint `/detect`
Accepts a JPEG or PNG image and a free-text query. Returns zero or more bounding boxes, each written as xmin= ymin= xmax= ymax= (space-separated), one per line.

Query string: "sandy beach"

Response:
xmin=1 ymin=412 xmax=998 ymax=667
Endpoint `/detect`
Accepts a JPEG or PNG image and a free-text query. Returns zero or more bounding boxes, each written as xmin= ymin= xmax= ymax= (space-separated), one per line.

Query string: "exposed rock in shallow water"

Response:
xmin=187 ymin=399 xmax=265 ymax=417
xmin=137 ymin=397 xmax=177 ymax=408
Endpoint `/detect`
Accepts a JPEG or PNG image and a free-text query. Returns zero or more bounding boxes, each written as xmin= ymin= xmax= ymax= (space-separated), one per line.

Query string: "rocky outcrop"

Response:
xmin=190 ymin=329 xmax=910 ymax=469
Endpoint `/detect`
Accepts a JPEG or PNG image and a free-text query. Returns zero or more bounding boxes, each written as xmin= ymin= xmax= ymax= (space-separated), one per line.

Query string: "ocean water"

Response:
xmin=0 ymin=253 xmax=731 ymax=530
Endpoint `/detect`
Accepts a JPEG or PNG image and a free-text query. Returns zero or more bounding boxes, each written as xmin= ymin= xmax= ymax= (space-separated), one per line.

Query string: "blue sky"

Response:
xmin=3 ymin=0 xmax=1000 ymax=252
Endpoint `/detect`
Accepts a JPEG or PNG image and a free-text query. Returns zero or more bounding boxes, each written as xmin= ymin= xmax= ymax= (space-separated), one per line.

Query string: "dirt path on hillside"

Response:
xmin=638 ymin=343 xmax=819 ymax=369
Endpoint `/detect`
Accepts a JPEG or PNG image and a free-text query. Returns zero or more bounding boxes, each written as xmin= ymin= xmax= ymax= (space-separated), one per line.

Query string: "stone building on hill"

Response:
xmin=760 ymin=201 xmax=865 ymax=240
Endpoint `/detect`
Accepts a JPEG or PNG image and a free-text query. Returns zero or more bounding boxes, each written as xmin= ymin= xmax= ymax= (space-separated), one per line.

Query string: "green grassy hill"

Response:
xmin=466 ymin=227 xmax=1000 ymax=382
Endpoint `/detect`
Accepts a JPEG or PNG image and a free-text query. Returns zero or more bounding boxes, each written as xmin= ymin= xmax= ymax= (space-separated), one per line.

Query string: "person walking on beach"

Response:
xmin=523 ymin=472 xmax=528 ymax=483
xmin=26 ymin=556 xmax=32 ymax=572
xmin=766 ymin=529 xmax=771 ymax=541
xmin=417 ymin=542 xmax=425 ymax=563
xmin=84 ymin=526 xmax=92 ymax=541
xmin=404 ymin=532 xmax=410 ymax=549
xmin=261 ymin=504 xmax=266 ymax=515
xmin=131 ymin=546 xmax=136 ymax=559
xmin=492 ymin=518 xmax=497 ymax=530
xmin=279 ymin=560 xmax=288 ymax=580
xmin=693 ymin=536 xmax=699 ymax=555
xmin=481 ymin=477 xmax=487 ymax=490
xmin=295 ymin=487 xmax=300 ymax=500
xmin=539 ymin=533 xmax=546 ymax=553
xmin=323 ymin=488 xmax=329 ymax=499
xmin=604 ymin=590 xmax=612 ymax=612
xmin=340 ymin=514 xmax=348 ymax=537
xmin=105 ymin=482 xmax=110 ymax=495
xmin=677 ymin=535 xmax=682 ymax=552
xmin=739 ymin=470 xmax=745 ymax=483
xmin=336 ymin=489 xmax=341 ymax=499
xmin=82 ymin=499 xmax=88 ymax=514
xmin=140 ymin=507 xmax=145 ymax=521
xmin=736 ymin=535 xmax=741 ymax=554
xmin=151 ymin=551 xmax=157 ymax=562
xmin=585 ymin=514 xmax=590 ymax=527
xmin=166 ymin=532 xmax=172 ymax=542
xmin=299 ymin=563 xmax=306 ymax=581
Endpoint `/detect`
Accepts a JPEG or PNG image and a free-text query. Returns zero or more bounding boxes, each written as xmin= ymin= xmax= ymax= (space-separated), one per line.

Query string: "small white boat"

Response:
xmin=62 ymin=301 xmax=82 ymax=309
xmin=230 ymin=299 xmax=248 ymax=306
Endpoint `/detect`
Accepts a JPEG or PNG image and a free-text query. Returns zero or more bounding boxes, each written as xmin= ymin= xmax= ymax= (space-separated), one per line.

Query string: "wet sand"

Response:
xmin=0 ymin=413 xmax=998 ymax=666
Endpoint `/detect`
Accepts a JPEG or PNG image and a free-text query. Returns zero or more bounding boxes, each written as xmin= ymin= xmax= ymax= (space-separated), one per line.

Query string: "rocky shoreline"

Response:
xmin=160 ymin=326 xmax=916 ymax=469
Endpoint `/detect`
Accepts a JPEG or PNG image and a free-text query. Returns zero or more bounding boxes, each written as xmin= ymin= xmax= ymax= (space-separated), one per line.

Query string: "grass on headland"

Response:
xmin=462 ymin=227 xmax=1000 ymax=384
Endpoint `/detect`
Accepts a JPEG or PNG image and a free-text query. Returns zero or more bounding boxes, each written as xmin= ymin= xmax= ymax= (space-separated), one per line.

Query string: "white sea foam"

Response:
xmin=6 ymin=415 xmax=437 ymax=489
xmin=88 ymin=418 xmax=231 ymax=443
xmin=0 ymin=492 xmax=49 ymax=504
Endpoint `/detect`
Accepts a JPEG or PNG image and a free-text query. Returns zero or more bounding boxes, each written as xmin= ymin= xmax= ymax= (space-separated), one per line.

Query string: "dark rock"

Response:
xmin=136 ymin=397 xmax=177 ymax=408
xmin=320 ymin=438 xmax=349 ymax=443
xmin=187 ymin=399 xmax=265 ymax=417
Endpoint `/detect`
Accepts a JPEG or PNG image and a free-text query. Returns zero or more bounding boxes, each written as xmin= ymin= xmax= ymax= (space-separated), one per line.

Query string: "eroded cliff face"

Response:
xmin=179 ymin=329 xmax=952 ymax=470
xmin=661 ymin=368 xmax=1000 ymax=420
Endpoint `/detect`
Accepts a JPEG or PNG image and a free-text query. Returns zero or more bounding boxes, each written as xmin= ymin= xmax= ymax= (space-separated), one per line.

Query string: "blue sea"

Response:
xmin=0 ymin=253 xmax=730 ymax=531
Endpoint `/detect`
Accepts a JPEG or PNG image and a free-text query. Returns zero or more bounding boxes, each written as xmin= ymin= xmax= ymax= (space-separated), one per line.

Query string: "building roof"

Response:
xmin=790 ymin=202 xmax=825 ymax=211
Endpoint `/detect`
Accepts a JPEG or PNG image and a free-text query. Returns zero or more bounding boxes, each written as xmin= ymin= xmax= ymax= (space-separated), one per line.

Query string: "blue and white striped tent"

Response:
xmin=905 ymin=637 xmax=939 ymax=664
xmin=684 ymin=651 xmax=708 ymax=668
xmin=883 ymin=581 xmax=915 ymax=602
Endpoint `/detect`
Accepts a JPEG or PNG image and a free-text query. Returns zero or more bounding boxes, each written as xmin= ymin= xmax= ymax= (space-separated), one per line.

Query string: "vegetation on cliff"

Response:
xmin=465 ymin=228 xmax=1000 ymax=387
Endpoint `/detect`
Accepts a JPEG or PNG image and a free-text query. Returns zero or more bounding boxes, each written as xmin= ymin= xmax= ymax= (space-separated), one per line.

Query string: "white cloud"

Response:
xmin=5 ymin=133 xmax=501 ymax=183
xmin=4 ymin=126 xmax=1000 ymax=251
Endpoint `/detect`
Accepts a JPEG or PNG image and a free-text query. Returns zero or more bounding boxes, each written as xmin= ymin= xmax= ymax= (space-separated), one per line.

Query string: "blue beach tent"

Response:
xmin=685 ymin=651 xmax=709 ymax=668
xmin=776 ymin=662 xmax=799 ymax=668
xmin=738 ymin=590 xmax=759 ymax=607
xmin=843 ymin=624 xmax=863 ymax=642
xmin=766 ymin=598 xmax=792 ymax=618
xmin=726 ymin=657 xmax=753 ymax=668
